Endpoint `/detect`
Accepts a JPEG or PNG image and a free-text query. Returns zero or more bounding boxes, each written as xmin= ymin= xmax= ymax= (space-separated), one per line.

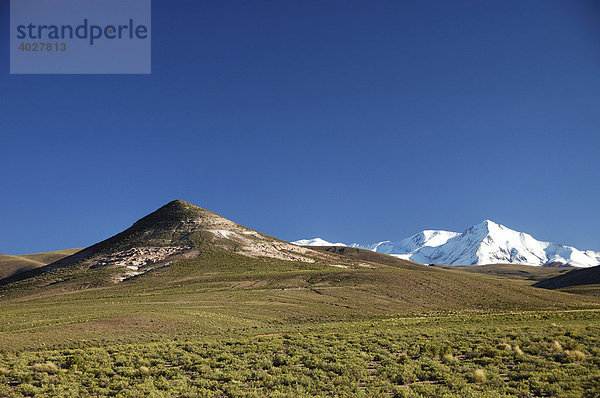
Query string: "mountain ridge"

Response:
xmin=294 ymin=220 xmax=600 ymax=267
xmin=2 ymin=200 xmax=600 ymax=359
xmin=0 ymin=200 xmax=344 ymax=286
xmin=0 ymin=249 xmax=82 ymax=280
xmin=533 ymin=265 xmax=600 ymax=290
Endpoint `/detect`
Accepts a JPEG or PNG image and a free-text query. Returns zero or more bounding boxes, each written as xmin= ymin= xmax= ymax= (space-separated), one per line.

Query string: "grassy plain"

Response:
xmin=1 ymin=248 xmax=599 ymax=396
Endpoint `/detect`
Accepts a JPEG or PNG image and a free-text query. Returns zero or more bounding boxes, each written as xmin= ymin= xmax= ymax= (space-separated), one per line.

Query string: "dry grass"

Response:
xmin=500 ymin=343 xmax=512 ymax=351
xmin=32 ymin=362 xmax=58 ymax=374
xmin=1 ymin=246 xmax=599 ymax=352
xmin=442 ymin=353 xmax=458 ymax=364
xmin=513 ymin=345 xmax=524 ymax=355
xmin=564 ymin=350 xmax=586 ymax=362
xmin=551 ymin=340 xmax=563 ymax=352
xmin=0 ymin=249 xmax=81 ymax=280
xmin=436 ymin=263 xmax=575 ymax=285
xmin=472 ymin=369 xmax=487 ymax=383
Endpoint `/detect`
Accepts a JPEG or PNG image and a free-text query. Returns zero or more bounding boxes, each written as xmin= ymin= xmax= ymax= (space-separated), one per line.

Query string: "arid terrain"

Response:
xmin=1 ymin=201 xmax=599 ymax=396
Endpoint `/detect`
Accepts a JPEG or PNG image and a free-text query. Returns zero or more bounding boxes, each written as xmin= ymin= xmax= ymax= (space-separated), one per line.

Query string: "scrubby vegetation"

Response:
xmin=2 ymin=227 xmax=600 ymax=396
xmin=0 ymin=310 xmax=599 ymax=397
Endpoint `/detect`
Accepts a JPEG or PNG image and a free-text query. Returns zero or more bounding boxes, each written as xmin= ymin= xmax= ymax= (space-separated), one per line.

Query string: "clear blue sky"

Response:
xmin=1 ymin=0 xmax=599 ymax=254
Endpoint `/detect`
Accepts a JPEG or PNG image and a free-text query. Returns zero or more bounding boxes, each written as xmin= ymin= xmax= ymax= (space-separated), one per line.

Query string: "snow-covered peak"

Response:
xmin=426 ymin=221 xmax=544 ymax=266
xmin=467 ymin=219 xmax=505 ymax=235
xmin=431 ymin=220 xmax=600 ymax=267
xmin=399 ymin=230 xmax=461 ymax=252
xmin=292 ymin=220 xmax=600 ymax=267
xmin=347 ymin=230 xmax=460 ymax=256
xmin=292 ymin=238 xmax=346 ymax=247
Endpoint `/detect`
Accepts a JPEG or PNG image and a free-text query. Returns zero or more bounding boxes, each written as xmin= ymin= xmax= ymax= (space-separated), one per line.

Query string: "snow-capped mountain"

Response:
xmin=293 ymin=220 xmax=600 ymax=267
xmin=291 ymin=238 xmax=346 ymax=247
xmin=349 ymin=230 xmax=460 ymax=257
xmin=422 ymin=220 xmax=600 ymax=267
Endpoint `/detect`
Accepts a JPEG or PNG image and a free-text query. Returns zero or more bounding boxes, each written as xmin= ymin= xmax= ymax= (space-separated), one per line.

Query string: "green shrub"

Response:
xmin=64 ymin=355 xmax=85 ymax=370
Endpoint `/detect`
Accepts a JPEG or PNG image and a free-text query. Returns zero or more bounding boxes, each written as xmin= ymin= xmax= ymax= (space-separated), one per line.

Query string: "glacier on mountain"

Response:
xmin=292 ymin=220 xmax=600 ymax=267
xmin=291 ymin=238 xmax=346 ymax=247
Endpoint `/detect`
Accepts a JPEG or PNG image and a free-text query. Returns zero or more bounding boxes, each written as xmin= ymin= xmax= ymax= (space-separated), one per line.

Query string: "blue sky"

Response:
xmin=1 ymin=0 xmax=599 ymax=254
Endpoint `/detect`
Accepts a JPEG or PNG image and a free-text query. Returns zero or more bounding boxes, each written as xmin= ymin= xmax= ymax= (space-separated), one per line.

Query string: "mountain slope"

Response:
xmin=305 ymin=245 xmax=426 ymax=270
xmin=0 ymin=200 xmax=344 ymax=287
xmin=349 ymin=230 xmax=460 ymax=262
xmin=296 ymin=220 xmax=600 ymax=267
xmin=1 ymin=200 xmax=600 ymax=352
xmin=425 ymin=220 xmax=600 ymax=267
xmin=436 ymin=263 xmax=576 ymax=285
xmin=0 ymin=249 xmax=81 ymax=280
xmin=534 ymin=265 xmax=600 ymax=290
